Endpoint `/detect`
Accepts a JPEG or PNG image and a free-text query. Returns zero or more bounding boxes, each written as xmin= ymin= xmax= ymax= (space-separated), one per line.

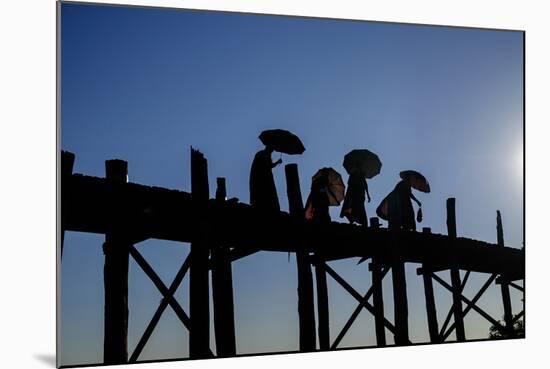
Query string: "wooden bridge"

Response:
xmin=60 ymin=148 xmax=525 ymax=365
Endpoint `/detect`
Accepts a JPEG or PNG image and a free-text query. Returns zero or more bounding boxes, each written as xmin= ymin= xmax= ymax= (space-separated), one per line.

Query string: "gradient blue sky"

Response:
xmin=60 ymin=3 xmax=524 ymax=366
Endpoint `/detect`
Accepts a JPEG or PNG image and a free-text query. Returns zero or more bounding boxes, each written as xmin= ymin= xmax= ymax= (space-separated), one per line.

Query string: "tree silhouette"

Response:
xmin=488 ymin=315 xmax=524 ymax=339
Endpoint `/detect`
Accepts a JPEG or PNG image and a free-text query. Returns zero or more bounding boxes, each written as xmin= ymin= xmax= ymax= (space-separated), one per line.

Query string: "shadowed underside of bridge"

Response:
xmin=59 ymin=150 xmax=525 ymax=367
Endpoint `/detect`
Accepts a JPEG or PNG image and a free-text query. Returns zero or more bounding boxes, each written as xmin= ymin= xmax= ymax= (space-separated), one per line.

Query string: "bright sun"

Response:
xmin=517 ymin=147 xmax=524 ymax=180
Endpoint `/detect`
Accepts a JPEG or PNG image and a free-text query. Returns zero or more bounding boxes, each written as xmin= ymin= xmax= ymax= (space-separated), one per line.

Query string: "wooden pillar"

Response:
xmin=419 ymin=228 xmax=440 ymax=343
xmin=314 ymin=261 xmax=330 ymax=350
xmin=391 ymin=258 xmax=409 ymax=345
xmin=497 ymin=210 xmax=515 ymax=337
xmin=447 ymin=198 xmax=465 ymax=341
xmin=60 ymin=150 xmax=75 ymax=259
xmin=211 ymin=177 xmax=237 ymax=356
xmin=103 ymin=159 xmax=129 ymax=365
xmin=189 ymin=148 xmax=211 ymax=359
xmin=387 ymin=219 xmax=409 ymax=345
xmin=370 ymin=259 xmax=386 ymax=347
xmin=285 ymin=163 xmax=316 ymax=351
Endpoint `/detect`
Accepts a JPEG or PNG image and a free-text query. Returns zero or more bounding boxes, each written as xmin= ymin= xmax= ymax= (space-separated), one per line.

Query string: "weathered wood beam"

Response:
xmin=286 ymin=164 xmax=316 ymax=352
xmin=391 ymin=257 xmax=409 ymax=345
xmin=60 ymin=150 xmax=75 ymax=259
xmin=322 ymin=263 xmax=404 ymax=340
xmin=315 ymin=261 xmax=330 ymax=350
xmin=431 ymin=272 xmax=505 ymax=333
xmin=497 ymin=210 xmax=515 ymax=338
xmin=329 ymin=266 xmax=389 ymax=349
xmin=370 ymin=259 xmax=387 ymax=347
xmin=189 ymin=148 xmax=211 ymax=359
xmin=103 ymin=159 xmax=130 ymax=365
xmin=128 ymin=246 xmax=193 ymax=329
xmin=447 ymin=198 xmax=465 ymax=342
xmin=211 ymin=177 xmax=237 ymax=357
xmin=419 ymin=228 xmax=440 ymax=344
xmin=62 ymin=172 xmax=525 ymax=278
xmin=129 ymin=254 xmax=192 ymax=363
xmin=441 ymin=273 xmax=497 ymax=341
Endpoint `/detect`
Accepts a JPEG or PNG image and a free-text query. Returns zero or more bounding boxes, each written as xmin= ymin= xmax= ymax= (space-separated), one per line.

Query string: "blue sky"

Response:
xmin=60 ymin=3 xmax=523 ymax=366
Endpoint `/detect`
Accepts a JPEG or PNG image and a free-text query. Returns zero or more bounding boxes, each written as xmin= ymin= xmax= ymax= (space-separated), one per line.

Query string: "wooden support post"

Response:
xmin=315 ymin=261 xmax=330 ymax=350
xmin=447 ymin=198 xmax=465 ymax=342
xmin=497 ymin=210 xmax=515 ymax=338
xmin=60 ymin=150 xmax=75 ymax=259
xmin=370 ymin=259 xmax=386 ymax=347
xmin=103 ymin=159 xmax=129 ymax=365
xmin=189 ymin=148 xmax=211 ymax=359
xmin=387 ymin=215 xmax=409 ymax=345
xmin=211 ymin=177 xmax=237 ymax=357
xmin=285 ymin=163 xmax=316 ymax=352
xmin=420 ymin=228 xmax=440 ymax=343
xmin=391 ymin=258 xmax=409 ymax=345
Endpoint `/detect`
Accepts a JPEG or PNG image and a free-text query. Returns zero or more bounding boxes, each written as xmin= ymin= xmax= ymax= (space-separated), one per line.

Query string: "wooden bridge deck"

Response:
xmin=63 ymin=173 xmax=524 ymax=280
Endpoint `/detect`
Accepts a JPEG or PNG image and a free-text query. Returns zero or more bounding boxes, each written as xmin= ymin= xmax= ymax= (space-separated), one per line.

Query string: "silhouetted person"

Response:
xmin=340 ymin=169 xmax=370 ymax=226
xmin=305 ymin=172 xmax=332 ymax=224
xmin=387 ymin=179 xmax=421 ymax=231
xmin=249 ymin=145 xmax=282 ymax=212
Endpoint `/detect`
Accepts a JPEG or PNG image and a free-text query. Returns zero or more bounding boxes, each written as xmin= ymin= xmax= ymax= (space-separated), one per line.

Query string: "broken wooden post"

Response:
xmin=189 ymin=148 xmax=211 ymax=359
xmin=447 ymin=198 xmax=465 ymax=341
xmin=314 ymin=260 xmax=330 ymax=350
xmin=419 ymin=228 xmax=440 ymax=343
xmin=285 ymin=163 xmax=316 ymax=352
xmin=60 ymin=150 xmax=75 ymax=259
xmin=369 ymin=259 xmax=386 ymax=347
xmin=103 ymin=159 xmax=130 ymax=364
xmin=497 ymin=210 xmax=515 ymax=338
xmin=211 ymin=177 xmax=237 ymax=356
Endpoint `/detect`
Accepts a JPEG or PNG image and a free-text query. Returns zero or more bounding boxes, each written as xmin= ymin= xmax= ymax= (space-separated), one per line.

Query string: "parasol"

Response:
xmin=259 ymin=129 xmax=305 ymax=155
xmin=343 ymin=149 xmax=382 ymax=178
xmin=400 ymin=170 xmax=430 ymax=193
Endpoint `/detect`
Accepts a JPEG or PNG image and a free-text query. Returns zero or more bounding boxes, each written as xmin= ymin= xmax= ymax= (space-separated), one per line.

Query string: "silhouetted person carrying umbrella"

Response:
xmin=340 ymin=149 xmax=382 ymax=226
xmin=305 ymin=168 xmax=345 ymax=224
xmin=250 ymin=129 xmax=305 ymax=212
xmin=377 ymin=170 xmax=430 ymax=231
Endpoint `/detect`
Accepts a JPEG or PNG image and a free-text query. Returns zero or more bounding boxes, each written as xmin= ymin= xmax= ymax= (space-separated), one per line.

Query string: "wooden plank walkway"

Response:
xmin=63 ymin=172 xmax=524 ymax=280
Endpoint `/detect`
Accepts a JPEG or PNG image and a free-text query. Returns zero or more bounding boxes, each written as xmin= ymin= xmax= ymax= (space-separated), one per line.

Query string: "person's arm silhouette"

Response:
xmin=410 ymin=192 xmax=421 ymax=207
xmin=364 ymin=178 xmax=371 ymax=203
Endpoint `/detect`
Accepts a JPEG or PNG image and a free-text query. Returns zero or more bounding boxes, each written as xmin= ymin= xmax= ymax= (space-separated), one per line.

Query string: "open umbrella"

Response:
xmin=312 ymin=167 xmax=345 ymax=206
xmin=400 ymin=170 xmax=430 ymax=193
xmin=259 ymin=129 xmax=305 ymax=155
xmin=343 ymin=149 xmax=382 ymax=178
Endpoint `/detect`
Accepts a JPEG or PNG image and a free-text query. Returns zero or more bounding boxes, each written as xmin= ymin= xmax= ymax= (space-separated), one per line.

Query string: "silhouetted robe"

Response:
xmin=387 ymin=180 xmax=416 ymax=231
xmin=340 ymin=173 xmax=368 ymax=226
xmin=249 ymin=149 xmax=280 ymax=212
xmin=305 ymin=184 xmax=331 ymax=224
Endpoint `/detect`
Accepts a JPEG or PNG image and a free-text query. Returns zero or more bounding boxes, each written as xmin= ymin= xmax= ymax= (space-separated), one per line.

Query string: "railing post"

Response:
xmin=285 ymin=163 xmax=316 ymax=352
xmin=447 ymin=198 xmax=465 ymax=341
xmin=212 ymin=177 xmax=237 ymax=356
xmin=103 ymin=159 xmax=130 ymax=364
xmin=189 ymin=148 xmax=211 ymax=359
